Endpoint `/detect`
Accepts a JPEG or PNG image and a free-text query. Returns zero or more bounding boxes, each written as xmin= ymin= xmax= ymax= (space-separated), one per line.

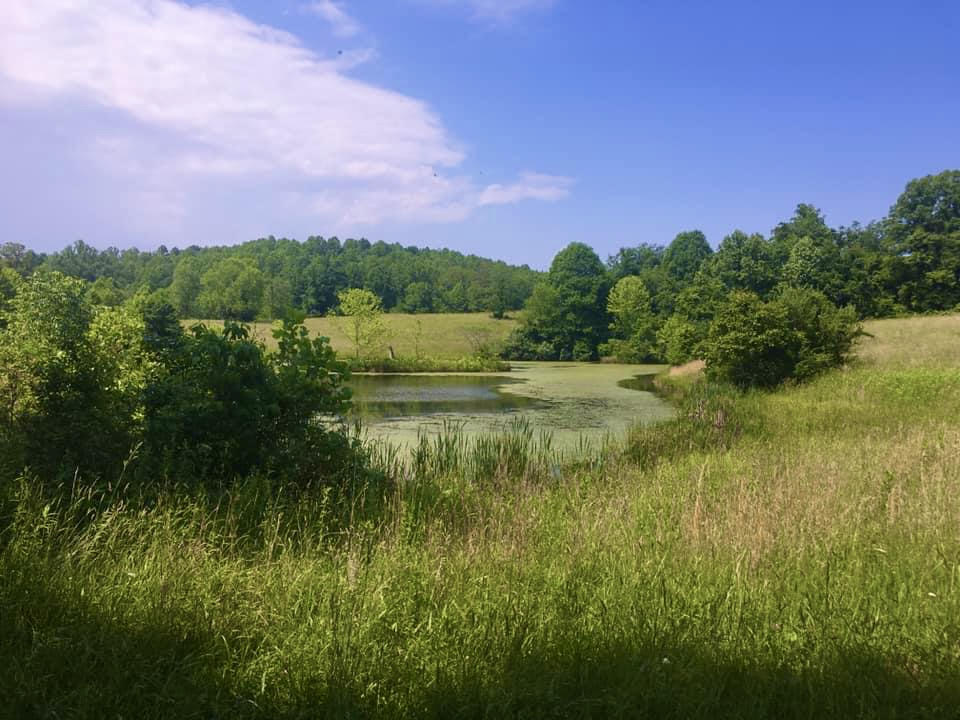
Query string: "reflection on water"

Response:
xmin=349 ymin=374 xmax=544 ymax=420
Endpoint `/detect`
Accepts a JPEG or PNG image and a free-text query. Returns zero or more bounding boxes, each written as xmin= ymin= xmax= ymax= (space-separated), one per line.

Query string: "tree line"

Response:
xmin=2 ymin=168 xmax=958 ymax=383
xmin=505 ymin=169 xmax=960 ymax=384
xmin=0 ymin=235 xmax=540 ymax=320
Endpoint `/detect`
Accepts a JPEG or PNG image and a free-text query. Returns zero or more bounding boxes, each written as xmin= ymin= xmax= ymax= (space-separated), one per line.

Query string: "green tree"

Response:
xmin=545 ymin=242 xmax=610 ymax=359
xmin=401 ymin=281 xmax=434 ymax=313
xmin=656 ymin=315 xmax=701 ymax=365
xmin=169 ymin=257 xmax=203 ymax=317
xmin=0 ymin=267 xmax=20 ymax=328
xmin=87 ymin=276 xmax=126 ymax=307
xmin=336 ymin=288 xmax=388 ymax=359
xmin=705 ymin=230 xmax=780 ymax=298
xmin=198 ymin=258 xmax=264 ymax=321
xmin=603 ymin=276 xmax=657 ymax=361
xmin=771 ymin=204 xmax=836 ymax=262
xmin=607 ymin=243 xmax=662 ymax=280
xmin=503 ymin=244 xmax=610 ymax=361
xmin=261 ymin=275 xmax=294 ymax=320
xmin=43 ymin=239 xmax=109 ymax=281
xmin=886 ymin=170 xmax=960 ymax=311
xmin=662 ymin=230 xmax=712 ymax=286
xmin=781 ymin=235 xmax=844 ymax=301
xmin=1 ymin=242 xmax=42 ymax=275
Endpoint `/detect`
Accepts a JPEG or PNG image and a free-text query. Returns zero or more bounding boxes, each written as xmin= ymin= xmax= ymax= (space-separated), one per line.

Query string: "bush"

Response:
xmin=0 ymin=276 xmax=363 ymax=490
xmin=655 ymin=315 xmax=702 ymax=365
xmin=701 ymin=288 xmax=862 ymax=389
xmin=141 ymin=315 xmax=354 ymax=485
xmin=0 ymin=272 xmax=146 ymax=480
xmin=500 ymin=327 xmax=559 ymax=361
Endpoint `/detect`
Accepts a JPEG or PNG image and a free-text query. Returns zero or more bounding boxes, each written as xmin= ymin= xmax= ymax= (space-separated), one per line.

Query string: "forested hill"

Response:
xmin=3 ymin=170 xmax=958 ymax=327
xmin=0 ymin=236 xmax=541 ymax=320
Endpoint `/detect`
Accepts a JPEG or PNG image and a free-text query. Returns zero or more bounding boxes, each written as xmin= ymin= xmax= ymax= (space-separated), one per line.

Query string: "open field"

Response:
xmin=859 ymin=313 xmax=960 ymax=369
xmin=189 ymin=312 xmax=521 ymax=358
xmin=3 ymin=314 xmax=960 ymax=718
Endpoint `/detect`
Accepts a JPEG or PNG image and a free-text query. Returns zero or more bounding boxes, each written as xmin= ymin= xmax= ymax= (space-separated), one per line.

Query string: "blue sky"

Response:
xmin=1 ymin=0 xmax=958 ymax=268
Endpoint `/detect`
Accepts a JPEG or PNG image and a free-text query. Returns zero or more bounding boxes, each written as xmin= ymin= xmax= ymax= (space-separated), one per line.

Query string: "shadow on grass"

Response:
xmin=3 ymin=571 xmax=958 ymax=720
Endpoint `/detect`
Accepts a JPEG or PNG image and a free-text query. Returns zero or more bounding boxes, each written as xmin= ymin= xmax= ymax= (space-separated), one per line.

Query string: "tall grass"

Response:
xmin=2 ymin=314 xmax=960 ymax=718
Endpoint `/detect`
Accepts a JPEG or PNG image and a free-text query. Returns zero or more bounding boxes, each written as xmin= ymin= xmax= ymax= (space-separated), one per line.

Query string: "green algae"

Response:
xmin=350 ymin=362 xmax=675 ymax=451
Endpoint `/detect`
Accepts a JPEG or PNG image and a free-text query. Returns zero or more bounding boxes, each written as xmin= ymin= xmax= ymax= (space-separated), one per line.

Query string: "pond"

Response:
xmin=349 ymin=361 xmax=675 ymax=450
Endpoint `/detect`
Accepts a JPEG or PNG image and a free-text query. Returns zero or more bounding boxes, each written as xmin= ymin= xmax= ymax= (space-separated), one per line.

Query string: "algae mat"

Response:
xmin=352 ymin=362 xmax=675 ymax=451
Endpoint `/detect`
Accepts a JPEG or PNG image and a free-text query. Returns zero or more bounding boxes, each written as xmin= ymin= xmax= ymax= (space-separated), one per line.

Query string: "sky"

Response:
xmin=1 ymin=1 xmax=958 ymax=269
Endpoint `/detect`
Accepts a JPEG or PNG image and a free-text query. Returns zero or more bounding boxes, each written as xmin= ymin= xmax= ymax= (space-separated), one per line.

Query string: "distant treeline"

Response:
xmin=1 ymin=170 xmax=957 ymax=339
xmin=504 ymin=169 xmax=960 ymax=365
xmin=0 ymin=236 xmax=540 ymax=320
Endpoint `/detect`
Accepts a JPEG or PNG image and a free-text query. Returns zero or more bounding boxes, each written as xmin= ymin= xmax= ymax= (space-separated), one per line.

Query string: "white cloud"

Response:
xmin=0 ymin=0 xmax=571 ymax=234
xmin=422 ymin=0 xmax=558 ymax=24
xmin=305 ymin=0 xmax=362 ymax=38
xmin=479 ymin=172 xmax=573 ymax=207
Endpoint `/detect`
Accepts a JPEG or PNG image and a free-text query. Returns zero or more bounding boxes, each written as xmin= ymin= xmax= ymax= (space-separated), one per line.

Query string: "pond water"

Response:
xmin=349 ymin=362 xmax=675 ymax=450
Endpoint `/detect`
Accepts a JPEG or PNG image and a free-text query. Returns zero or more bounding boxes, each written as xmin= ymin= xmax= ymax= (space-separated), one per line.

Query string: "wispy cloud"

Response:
xmin=421 ymin=0 xmax=559 ymax=24
xmin=305 ymin=0 xmax=362 ymax=38
xmin=479 ymin=172 xmax=573 ymax=206
xmin=0 ymin=0 xmax=570 ymax=239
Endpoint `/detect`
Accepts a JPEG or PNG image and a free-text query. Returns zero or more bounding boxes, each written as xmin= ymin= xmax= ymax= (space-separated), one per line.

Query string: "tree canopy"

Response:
xmin=20 ymin=236 xmax=540 ymax=321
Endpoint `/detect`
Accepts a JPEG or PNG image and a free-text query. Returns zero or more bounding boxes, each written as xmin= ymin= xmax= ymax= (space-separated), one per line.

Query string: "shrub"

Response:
xmin=141 ymin=315 xmax=354 ymax=485
xmin=0 ymin=273 xmax=147 ymax=480
xmin=702 ymin=288 xmax=862 ymax=389
xmin=500 ymin=328 xmax=559 ymax=361
xmin=656 ymin=315 xmax=702 ymax=365
xmin=1 ymin=276 xmax=362 ymax=490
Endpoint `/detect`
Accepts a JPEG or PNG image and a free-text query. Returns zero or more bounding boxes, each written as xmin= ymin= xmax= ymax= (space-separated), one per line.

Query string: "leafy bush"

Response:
xmin=500 ymin=327 xmax=560 ymax=361
xmin=0 ymin=273 xmax=148 ymax=480
xmin=655 ymin=315 xmax=701 ymax=365
xmin=702 ymin=288 xmax=862 ymax=389
xmin=0 ymin=275 xmax=362 ymax=490
xmin=141 ymin=315 xmax=354 ymax=485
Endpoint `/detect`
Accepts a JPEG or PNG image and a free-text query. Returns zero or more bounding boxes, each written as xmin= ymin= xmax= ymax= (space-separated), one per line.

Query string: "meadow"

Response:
xmin=191 ymin=312 xmax=520 ymax=358
xmin=2 ymin=314 xmax=960 ymax=718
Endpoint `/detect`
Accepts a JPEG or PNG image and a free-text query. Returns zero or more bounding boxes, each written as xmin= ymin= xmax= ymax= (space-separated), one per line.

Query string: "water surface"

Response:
xmin=350 ymin=362 xmax=674 ymax=450
xmin=350 ymin=374 xmax=544 ymax=419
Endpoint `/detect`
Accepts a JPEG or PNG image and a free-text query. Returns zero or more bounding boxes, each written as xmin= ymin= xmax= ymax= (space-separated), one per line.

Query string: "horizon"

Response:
xmin=2 ymin=1 xmax=958 ymax=270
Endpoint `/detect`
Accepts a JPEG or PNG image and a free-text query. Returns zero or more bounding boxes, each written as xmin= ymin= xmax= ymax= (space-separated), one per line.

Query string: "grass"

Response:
xmin=3 ymin=314 xmax=960 ymax=718
xmin=347 ymin=354 xmax=510 ymax=373
xmin=190 ymin=312 xmax=520 ymax=359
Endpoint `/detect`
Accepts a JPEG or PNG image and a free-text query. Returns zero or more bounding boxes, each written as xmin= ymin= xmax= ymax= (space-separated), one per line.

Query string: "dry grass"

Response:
xmin=859 ymin=313 xmax=960 ymax=369
xmin=668 ymin=359 xmax=706 ymax=377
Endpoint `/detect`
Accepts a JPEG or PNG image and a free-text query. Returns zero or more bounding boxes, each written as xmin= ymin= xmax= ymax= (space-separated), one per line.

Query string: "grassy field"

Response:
xmin=190 ymin=312 xmax=520 ymax=358
xmin=3 ymin=314 xmax=960 ymax=718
